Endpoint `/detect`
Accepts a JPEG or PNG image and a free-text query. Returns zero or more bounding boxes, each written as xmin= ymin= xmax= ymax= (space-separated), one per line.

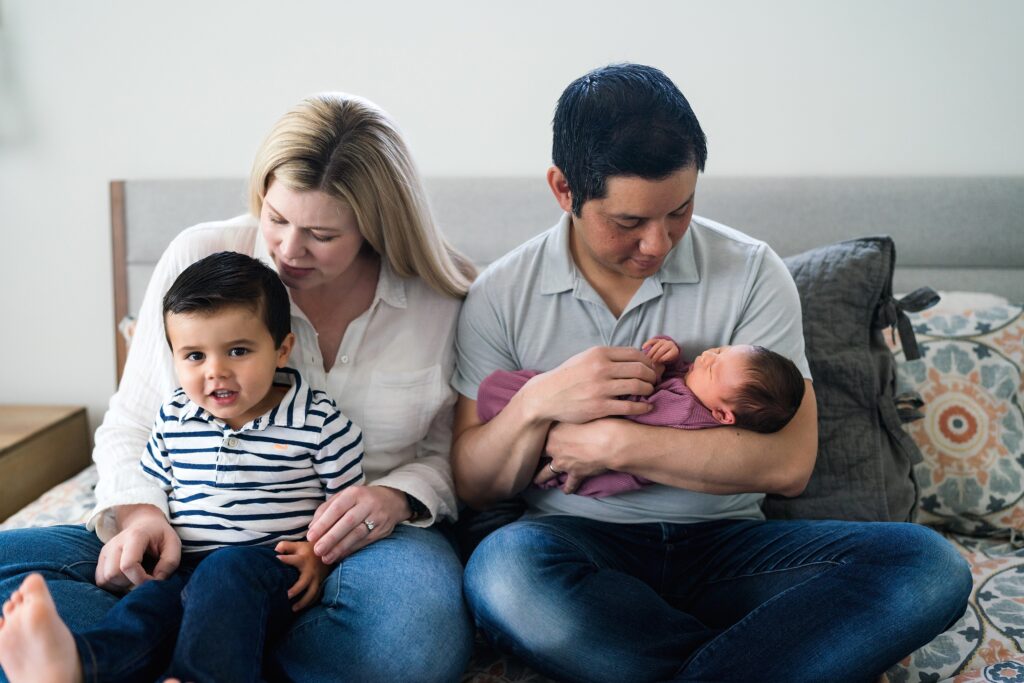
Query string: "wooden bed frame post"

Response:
xmin=110 ymin=180 xmax=128 ymax=385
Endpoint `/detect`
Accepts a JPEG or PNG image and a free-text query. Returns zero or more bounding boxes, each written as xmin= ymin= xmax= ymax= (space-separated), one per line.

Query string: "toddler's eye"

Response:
xmin=229 ymin=348 xmax=250 ymax=357
xmin=185 ymin=352 xmax=204 ymax=362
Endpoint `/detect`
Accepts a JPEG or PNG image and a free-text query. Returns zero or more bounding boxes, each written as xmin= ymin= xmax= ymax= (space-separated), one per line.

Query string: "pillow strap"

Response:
xmin=875 ymin=287 xmax=941 ymax=361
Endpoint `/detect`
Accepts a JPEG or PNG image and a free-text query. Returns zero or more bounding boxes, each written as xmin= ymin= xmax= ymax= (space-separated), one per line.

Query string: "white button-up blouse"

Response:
xmin=89 ymin=214 xmax=462 ymax=541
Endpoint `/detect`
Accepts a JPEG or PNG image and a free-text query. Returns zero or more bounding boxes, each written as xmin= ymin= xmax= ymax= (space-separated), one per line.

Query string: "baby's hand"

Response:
xmin=276 ymin=540 xmax=333 ymax=612
xmin=642 ymin=338 xmax=679 ymax=365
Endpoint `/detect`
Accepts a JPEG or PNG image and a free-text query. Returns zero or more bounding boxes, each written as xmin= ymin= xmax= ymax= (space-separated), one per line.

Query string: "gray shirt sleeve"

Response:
xmin=451 ymin=276 xmax=520 ymax=400
xmin=730 ymin=245 xmax=812 ymax=380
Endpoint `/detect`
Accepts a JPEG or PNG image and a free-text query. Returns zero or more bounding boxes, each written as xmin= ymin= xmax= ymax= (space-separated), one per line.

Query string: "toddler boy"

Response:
xmin=0 ymin=251 xmax=364 ymax=683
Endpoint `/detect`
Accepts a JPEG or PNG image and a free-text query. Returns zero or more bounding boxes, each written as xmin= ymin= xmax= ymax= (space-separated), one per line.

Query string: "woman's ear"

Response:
xmin=276 ymin=332 xmax=297 ymax=367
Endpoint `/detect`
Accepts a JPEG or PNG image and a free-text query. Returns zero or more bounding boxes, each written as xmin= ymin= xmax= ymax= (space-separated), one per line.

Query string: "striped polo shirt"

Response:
xmin=140 ymin=367 xmax=364 ymax=553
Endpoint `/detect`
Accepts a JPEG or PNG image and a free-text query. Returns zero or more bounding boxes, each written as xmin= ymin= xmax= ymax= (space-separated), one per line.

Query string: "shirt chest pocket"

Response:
xmin=362 ymin=365 xmax=443 ymax=452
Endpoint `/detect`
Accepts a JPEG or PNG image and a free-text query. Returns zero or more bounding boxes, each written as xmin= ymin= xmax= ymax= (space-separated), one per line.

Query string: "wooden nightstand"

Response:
xmin=0 ymin=405 xmax=92 ymax=522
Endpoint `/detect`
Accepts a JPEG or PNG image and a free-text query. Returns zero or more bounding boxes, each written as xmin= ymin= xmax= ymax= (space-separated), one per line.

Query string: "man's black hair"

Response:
xmin=162 ymin=251 xmax=291 ymax=347
xmin=553 ymin=63 xmax=708 ymax=216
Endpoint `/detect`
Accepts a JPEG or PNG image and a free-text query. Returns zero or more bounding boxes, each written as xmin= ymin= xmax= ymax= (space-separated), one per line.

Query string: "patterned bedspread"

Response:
xmin=3 ymin=466 xmax=1023 ymax=683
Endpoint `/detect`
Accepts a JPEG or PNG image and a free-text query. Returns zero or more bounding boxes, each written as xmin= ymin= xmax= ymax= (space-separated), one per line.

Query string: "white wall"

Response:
xmin=1 ymin=0 xmax=1022 ymax=430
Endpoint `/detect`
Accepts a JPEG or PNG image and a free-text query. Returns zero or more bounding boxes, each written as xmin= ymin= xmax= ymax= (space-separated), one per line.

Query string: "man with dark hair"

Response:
xmin=452 ymin=63 xmax=970 ymax=682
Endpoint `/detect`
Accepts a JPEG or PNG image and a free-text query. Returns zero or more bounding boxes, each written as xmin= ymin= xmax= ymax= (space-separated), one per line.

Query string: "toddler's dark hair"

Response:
xmin=162 ymin=251 xmax=291 ymax=347
xmin=731 ymin=346 xmax=806 ymax=434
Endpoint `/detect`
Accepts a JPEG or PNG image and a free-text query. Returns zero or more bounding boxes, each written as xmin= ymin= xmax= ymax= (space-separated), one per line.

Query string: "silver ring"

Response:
xmin=548 ymin=462 xmax=564 ymax=475
xmin=363 ymin=519 xmax=376 ymax=532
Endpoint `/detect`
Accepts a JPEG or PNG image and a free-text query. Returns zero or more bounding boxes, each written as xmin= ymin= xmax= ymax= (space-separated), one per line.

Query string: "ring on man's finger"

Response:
xmin=548 ymin=462 xmax=564 ymax=475
xmin=363 ymin=519 xmax=376 ymax=532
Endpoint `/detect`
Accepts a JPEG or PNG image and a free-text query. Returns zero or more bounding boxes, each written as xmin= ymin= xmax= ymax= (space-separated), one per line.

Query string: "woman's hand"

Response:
xmin=276 ymin=540 xmax=332 ymax=612
xmin=96 ymin=504 xmax=181 ymax=593
xmin=306 ymin=485 xmax=412 ymax=564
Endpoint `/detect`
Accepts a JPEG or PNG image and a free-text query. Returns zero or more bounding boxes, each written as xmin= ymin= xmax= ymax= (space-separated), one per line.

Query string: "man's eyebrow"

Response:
xmin=609 ymin=193 xmax=695 ymax=220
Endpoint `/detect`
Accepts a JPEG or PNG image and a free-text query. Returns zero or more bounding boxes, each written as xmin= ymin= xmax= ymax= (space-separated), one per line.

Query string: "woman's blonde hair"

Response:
xmin=249 ymin=93 xmax=475 ymax=298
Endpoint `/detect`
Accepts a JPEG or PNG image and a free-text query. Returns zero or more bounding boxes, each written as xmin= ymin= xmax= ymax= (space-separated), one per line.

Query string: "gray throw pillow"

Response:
xmin=763 ymin=236 xmax=923 ymax=522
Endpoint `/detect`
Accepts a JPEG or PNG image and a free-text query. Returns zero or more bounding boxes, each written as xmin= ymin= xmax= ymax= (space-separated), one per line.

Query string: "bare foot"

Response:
xmin=0 ymin=574 xmax=83 ymax=683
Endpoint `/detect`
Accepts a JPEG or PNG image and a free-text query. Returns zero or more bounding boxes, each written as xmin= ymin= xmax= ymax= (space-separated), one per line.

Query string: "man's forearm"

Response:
xmin=589 ymin=381 xmax=818 ymax=496
xmin=452 ymin=390 xmax=552 ymax=509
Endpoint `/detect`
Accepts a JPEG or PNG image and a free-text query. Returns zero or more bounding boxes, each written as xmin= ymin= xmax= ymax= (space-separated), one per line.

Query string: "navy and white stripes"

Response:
xmin=141 ymin=368 xmax=364 ymax=553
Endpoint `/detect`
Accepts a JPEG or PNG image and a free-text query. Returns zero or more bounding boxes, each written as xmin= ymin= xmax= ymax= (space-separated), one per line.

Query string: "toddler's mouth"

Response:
xmin=210 ymin=389 xmax=238 ymax=405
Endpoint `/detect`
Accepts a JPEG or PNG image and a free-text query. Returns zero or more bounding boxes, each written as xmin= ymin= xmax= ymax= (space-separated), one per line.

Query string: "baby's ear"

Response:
xmin=712 ymin=406 xmax=736 ymax=425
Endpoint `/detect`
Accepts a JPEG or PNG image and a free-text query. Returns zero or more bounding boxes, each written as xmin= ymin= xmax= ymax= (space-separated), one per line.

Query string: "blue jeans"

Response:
xmin=464 ymin=516 xmax=972 ymax=683
xmin=0 ymin=524 xmax=473 ymax=683
xmin=69 ymin=545 xmax=298 ymax=683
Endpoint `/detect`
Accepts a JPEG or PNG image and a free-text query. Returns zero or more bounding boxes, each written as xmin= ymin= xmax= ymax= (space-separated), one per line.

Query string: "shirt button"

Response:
xmin=340 ymin=355 xmax=350 ymax=364
xmin=226 ymin=437 xmax=238 ymax=448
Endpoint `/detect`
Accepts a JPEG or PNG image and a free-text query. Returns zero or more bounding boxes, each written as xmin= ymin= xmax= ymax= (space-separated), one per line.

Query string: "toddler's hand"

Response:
xmin=276 ymin=540 xmax=332 ymax=612
xmin=642 ymin=338 xmax=679 ymax=365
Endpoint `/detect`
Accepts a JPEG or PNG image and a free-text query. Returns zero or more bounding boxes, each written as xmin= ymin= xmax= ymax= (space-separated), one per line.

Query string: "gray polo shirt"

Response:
xmin=453 ymin=213 xmax=811 ymax=525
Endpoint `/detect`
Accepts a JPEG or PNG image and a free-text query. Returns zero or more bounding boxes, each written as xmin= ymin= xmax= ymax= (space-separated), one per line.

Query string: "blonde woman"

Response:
xmin=0 ymin=93 xmax=476 ymax=682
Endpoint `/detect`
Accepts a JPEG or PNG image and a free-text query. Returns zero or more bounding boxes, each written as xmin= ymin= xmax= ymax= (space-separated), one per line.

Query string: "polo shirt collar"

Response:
xmin=539 ymin=214 xmax=577 ymax=295
xmin=538 ymin=213 xmax=701 ymax=296
xmin=659 ymin=226 xmax=700 ymax=285
xmin=178 ymin=367 xmax=311 ymax=431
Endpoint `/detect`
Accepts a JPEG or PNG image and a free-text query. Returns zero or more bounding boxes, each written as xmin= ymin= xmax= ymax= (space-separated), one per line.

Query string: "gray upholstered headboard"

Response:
xmin=110 ymin=176 xmax=1024 ymax=378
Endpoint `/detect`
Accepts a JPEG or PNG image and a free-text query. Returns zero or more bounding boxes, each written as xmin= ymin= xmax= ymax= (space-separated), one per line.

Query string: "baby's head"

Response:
xmin=684 ymin=345 xmax=805 ymax=433
xmin=162 ymin=251 xmax=295 ymax=429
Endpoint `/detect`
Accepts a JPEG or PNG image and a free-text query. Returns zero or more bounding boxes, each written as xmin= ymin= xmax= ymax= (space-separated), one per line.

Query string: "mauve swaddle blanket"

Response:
xmin=476 ymin=360 xmax=722 ymax=498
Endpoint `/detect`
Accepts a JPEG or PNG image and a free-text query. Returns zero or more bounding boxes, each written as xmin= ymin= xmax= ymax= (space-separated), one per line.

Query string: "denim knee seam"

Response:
xmin=512 ymin=520 xmax=610 ymax=568
xmin=701 ymin=559 xmax=841 ymax=588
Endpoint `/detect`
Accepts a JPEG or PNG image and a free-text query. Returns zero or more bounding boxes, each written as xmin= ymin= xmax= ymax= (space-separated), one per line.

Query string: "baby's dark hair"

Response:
xmin=731 ymin=346 xmax=806 ymax=434
xmin=162 ymin=251 xmax=291 ymax=347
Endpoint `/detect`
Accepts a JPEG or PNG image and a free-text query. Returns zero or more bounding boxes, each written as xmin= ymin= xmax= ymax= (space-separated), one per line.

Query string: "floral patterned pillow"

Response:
xmin=888 ymin=294 xmax=1024 ymax=536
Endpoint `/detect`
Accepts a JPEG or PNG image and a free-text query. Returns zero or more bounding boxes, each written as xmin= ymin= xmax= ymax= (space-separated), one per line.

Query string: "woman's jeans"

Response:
xmin=0 ymin=523 xmax=473 ymax=683
xmin=70 ymin=545 xmax=298 ymax=683
xmin=464 ymin=516 xmax=972 ymax=683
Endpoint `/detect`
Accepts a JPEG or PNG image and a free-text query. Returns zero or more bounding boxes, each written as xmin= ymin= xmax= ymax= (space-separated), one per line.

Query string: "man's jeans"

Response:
xmin=464 ymin=516 xmax=972 ymax=683
xmin=70 ymin=545 xmax=298 ymax=682
xmin=0 ymin=524 xmax=473 ymax=683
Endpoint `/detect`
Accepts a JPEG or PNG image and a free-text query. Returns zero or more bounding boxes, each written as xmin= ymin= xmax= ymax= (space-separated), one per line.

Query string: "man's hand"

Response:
xmin=534 ymin=419 xmax=626 ymax=494
xmin=96 ymin=504 xmax=180 ymax=593
xmin=524 ymin=346 xmax=658 ymax=425
xmin=276 ymin=540 xmax=333 ymax=612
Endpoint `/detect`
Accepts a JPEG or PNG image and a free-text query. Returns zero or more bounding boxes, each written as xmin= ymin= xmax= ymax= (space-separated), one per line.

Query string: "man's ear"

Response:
xmin=712 ymin=406 xmax=736 ymax=425
xmin=546 ymin=166 xmax=574 ymax=214
xmin=276 ymin=332 xmax=297 ymax=367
